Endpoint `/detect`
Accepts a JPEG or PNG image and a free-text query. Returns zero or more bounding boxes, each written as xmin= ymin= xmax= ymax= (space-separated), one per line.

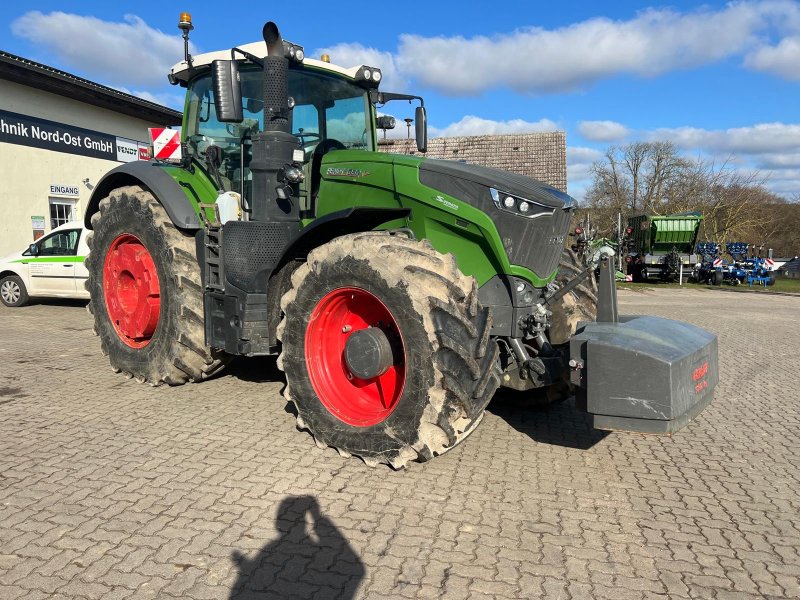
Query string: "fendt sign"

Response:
xmin=0 ymin=108 xmax=147 ymax=163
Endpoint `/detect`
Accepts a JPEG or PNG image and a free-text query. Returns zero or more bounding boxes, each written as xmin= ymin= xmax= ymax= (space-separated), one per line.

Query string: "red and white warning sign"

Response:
xmin=765 ymin=258 xmax=775 ymax=269
xmin=149 ymin=128 xmax=181 ymax=161
xmin=713 ymin=258 xmax=722 ymax=267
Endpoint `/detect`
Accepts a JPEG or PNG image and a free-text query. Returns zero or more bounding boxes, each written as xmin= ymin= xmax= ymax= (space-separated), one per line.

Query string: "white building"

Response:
xmin=0 ymin=51 xmax=181 ymax=255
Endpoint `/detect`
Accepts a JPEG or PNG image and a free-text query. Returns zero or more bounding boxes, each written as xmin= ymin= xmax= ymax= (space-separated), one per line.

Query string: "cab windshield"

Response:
xmin=184 ymin=66 xmax=373 ymax=191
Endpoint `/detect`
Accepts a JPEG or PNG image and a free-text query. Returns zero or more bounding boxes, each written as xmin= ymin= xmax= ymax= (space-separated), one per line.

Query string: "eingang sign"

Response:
xmin=0 ymin=108 xmax=147 ymax=163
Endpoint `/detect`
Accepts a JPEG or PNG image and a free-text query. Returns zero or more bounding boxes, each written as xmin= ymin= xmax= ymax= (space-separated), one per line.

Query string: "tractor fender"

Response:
xmin=84 ymin=161 xmax=201 ymax=230
xmin=274 ymin=206 xmax=411 ymax=271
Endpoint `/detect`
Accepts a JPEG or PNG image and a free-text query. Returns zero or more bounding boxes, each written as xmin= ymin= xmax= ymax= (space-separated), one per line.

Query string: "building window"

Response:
xmin=49 ymin=198 xmax=77 ymax=229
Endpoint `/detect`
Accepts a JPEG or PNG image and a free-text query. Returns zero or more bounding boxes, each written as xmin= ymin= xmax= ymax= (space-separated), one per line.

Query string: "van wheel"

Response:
xmin=0 ymin=275 xmax=29 ymax=307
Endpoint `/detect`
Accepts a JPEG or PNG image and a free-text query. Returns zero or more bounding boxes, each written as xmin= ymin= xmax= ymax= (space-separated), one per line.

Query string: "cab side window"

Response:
xmin=39 ymin=230 xmax=81 ymax=256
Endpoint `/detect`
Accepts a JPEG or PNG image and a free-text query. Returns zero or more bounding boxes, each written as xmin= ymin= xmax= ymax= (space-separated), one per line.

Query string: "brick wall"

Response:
xmin=377 ymin=131 xmax=567 ymax=192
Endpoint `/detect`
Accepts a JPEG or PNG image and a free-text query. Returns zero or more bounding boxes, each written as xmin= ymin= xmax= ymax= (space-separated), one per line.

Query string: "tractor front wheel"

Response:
xmin=545 ymin=248 xmax=599 ymax=404
xmin=85 ymin=186 xmax=227 ymax=385
xmin=277 ymin=233 xmax=500 ymax=468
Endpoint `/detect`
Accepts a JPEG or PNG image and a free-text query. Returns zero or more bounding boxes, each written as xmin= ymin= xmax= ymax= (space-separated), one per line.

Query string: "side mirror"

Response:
xmin=211 ymin=60 xmax=243 ymax=123
xmin=376 ymin=115 xmax=396 ymax=130
xmin=415 ymin=106 xmax=427 ymax=153
xmin=28 ymin=243 xmax=39 ymax=255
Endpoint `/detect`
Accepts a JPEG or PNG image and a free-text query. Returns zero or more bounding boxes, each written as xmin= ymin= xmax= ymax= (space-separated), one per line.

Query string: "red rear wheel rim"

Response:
xmin=305 ymin=287 xmax=405 ymax=427
xmin=103 ymin=234 xmax=161 ymax=348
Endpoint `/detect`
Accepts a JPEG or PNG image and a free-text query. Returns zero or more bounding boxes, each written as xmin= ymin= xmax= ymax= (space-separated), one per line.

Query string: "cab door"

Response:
xmin=26 ymin=229 xmax=82 ymax=296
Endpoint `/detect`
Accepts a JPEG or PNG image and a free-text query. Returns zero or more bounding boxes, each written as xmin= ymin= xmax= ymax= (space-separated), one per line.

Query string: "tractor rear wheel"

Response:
xmin=712 ymin=270 xmax=724 ymax=286
xmin=277 ymin=232 xmax=500 ymax=468
xmin=85 ymin=186 xmax=227 ymax=385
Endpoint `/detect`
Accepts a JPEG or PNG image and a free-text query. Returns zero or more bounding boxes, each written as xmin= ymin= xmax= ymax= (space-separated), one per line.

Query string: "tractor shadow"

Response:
xmin=229 ymin=495 xmax=365 ymax=600
xmin=224 ymin=356 xmax=284 ymax=384
xmin=488 ymin=390 xmax=609 ymax=450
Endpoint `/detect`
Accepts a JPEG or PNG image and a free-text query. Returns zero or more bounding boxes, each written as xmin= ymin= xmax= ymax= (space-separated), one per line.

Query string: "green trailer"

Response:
xmin=626 ymin=212 xmax=703 ymax=282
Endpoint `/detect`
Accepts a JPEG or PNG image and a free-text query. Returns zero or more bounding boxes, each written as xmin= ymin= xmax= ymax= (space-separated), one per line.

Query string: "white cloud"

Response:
xmin=577 ymin=120 xmax=630 ymax=142
xmin=648 ymin=123 xmax=800 ymax=154
xmin=11 ymin=11 xmax=192 ymax=88
xmin=395 ymin=2 xmax=785 ymax=95
xmin=429 ymin=115 xmax=558 ymax=138
xmin=574 ymin=120 xmax=800 ymax=198
xmin=744 ymin=36 xmax=800 ymax=80
xmin=312 ymin=43 xmax=405 ymax=91
xmin=755 ymin=152 xmax=800 ymax=169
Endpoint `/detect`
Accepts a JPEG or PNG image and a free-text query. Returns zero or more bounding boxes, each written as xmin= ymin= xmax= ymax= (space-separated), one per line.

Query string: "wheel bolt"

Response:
xmin=342 ymin=325 xmax=352 ymax=333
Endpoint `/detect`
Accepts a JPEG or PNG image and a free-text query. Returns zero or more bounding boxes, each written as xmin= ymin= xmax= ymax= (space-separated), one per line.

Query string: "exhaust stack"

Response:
xmin=249 ymin=21 xmax=300 ymax=222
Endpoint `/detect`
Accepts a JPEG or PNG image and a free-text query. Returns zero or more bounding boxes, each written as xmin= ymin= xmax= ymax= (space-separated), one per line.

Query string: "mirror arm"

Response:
xmin=231 ymin=47 xmax=264 ymax=68
xmin=369 ymin=90 xmax=425 ymax=107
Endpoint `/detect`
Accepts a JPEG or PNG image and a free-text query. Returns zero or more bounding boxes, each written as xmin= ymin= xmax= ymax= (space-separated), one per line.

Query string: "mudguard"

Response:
xmin=84 ymin=161 xmax=201 ymax=230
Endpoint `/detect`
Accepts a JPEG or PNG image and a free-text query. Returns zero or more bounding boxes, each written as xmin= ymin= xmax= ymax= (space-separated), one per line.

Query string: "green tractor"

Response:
xmin=84 ymin=17 xmax=718 ymax=467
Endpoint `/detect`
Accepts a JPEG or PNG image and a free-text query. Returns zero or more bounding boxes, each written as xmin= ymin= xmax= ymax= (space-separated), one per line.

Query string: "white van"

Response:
xmin=0 ymin=223 xmax=90 ymax=307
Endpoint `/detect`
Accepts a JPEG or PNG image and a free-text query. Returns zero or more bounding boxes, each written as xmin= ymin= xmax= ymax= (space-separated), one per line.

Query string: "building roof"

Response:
xmin=0 ymin=50 xmax=182 ymax=126
xmin=378 ymin=132 xmax=567 ymax=193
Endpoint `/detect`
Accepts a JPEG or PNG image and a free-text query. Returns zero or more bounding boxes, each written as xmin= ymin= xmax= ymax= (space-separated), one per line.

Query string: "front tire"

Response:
xmin=0 ymin=275 xmax=29 ymax=307
xmin=85 ymin=186 xmax=227 ymax=385
xmin=545 ymin=248 xmax=599 ymax=404
xmin=277 ymin=233 xmax=500 ymax=468
xmin=548 ymin=248 xmax=598 ymax=346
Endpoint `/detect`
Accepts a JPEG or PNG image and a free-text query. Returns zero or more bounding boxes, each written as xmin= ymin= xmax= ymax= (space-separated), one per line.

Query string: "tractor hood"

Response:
xmin=417 ymin=158 xmax=575 ymax=280
xmin=419 ymin=159 xmax=574 ymax=212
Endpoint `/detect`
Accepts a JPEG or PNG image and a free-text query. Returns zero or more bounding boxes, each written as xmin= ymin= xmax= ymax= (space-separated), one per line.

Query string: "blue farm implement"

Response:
xmin=692 ymin=242 xmax=776 ymax=287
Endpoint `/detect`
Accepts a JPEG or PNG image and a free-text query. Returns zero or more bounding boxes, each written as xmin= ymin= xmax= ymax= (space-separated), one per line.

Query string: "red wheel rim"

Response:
xmin=103 ymin=234 xmax=161 ymax=348
xmin=305 ymin=287 xmax=405 ymax=427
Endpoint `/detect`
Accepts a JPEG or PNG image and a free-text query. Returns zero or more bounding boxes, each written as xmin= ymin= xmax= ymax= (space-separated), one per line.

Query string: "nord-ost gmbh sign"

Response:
xmin=0 ymin=108 xmax=146 ymax=163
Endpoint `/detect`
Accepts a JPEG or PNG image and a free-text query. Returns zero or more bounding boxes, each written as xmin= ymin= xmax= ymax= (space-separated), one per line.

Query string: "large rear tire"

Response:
xmin=85 ymin=186 xmax=228 ymax=385
xmin=277 ymin=233 xmax=500 ymax=468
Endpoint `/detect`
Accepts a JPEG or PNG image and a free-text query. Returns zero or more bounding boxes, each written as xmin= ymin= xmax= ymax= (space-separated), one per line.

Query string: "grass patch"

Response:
xmin=616 ymin=281 xmax=697 ymax=292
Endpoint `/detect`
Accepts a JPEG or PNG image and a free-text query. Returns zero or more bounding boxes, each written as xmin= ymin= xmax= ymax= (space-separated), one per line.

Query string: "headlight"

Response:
xmin=489 ymin=187 xmax=556 ymax=219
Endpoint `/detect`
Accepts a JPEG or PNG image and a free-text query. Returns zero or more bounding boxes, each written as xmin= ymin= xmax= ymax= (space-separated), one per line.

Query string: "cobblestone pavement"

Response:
xmin=1 ymin=289 xmax=799 ymax=600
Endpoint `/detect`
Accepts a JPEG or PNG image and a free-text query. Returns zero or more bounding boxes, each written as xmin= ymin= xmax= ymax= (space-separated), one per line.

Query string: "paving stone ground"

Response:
xmin=1 ymin=288 xmax=798 ymax=599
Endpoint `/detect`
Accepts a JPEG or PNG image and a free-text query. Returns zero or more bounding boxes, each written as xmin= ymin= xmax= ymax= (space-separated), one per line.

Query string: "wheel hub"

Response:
xmin=344 ymin=327 xmax=394 ymax=380
xmin=1 ymin=280 xmax=20 ymax=304
xmin=305 ymin=287 xmax=405 ymax=427
xmin=103 ymin=234 xmax=161 ymax=348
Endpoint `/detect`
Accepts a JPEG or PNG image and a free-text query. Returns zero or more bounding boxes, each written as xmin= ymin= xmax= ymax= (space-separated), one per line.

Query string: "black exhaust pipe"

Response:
xmin=250 ymin=21 xmax=299 ymax=222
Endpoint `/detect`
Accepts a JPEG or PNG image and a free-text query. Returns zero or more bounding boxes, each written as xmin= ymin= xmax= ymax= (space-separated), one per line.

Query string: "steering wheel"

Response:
xmin=313 ymin=138 xmax=346 ymax=157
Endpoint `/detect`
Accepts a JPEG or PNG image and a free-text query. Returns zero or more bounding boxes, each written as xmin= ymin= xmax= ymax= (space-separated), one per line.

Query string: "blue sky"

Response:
xmin=3 ymin=1 xmax=800 ymax=200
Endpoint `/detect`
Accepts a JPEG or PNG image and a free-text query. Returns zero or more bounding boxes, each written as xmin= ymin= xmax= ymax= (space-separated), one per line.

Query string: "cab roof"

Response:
xmin=170 ymin=41 xmax=364 ymax=83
